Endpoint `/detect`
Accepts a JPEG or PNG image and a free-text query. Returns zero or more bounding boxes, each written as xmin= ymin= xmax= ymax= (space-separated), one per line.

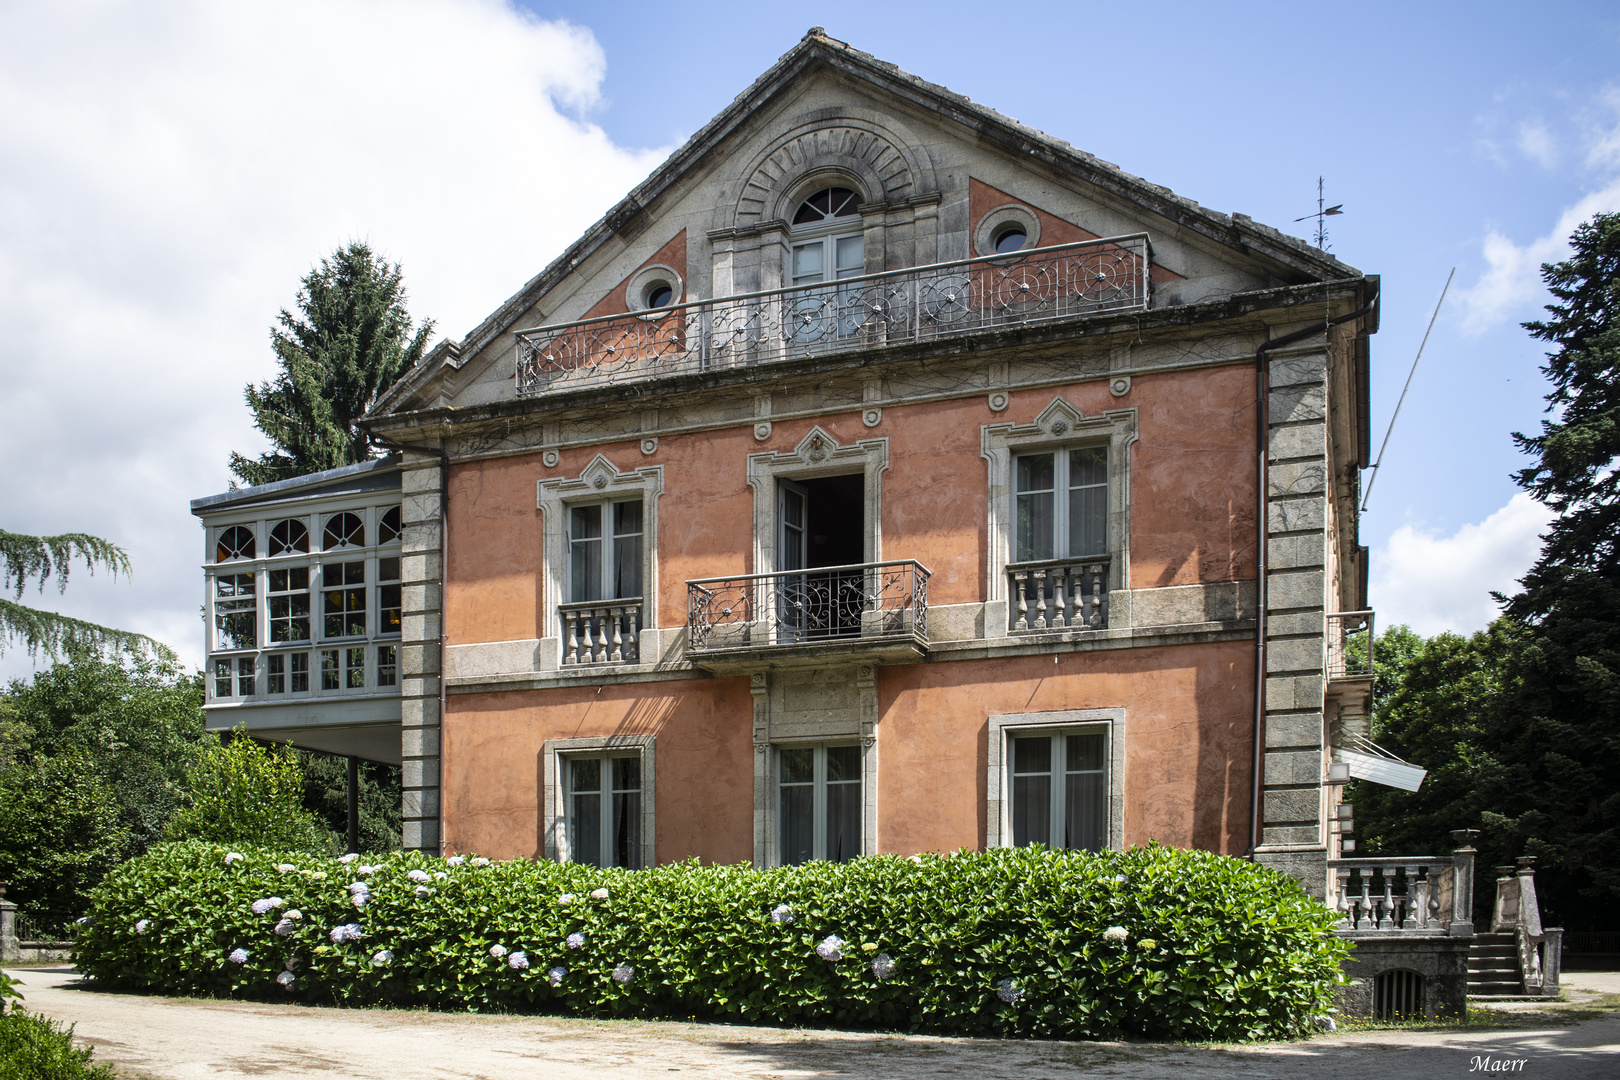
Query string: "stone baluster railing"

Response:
xmin=1329 ymin=859 xmax=1445 ymax=933
xmin=1008 ymin=556 xmax=1110 ymax=632
xmin=559 ymin=598 xmax=643 ymax=666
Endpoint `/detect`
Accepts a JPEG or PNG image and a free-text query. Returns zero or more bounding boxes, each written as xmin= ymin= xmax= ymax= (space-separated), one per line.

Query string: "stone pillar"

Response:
xmin=399 ymin=452 xmax=444 ymax=853
xmin=1449 ymin=829 xmax=1478 ymax=936
xmin=0 ymin=883 xmax=17 ymax=962
xmin=1255 ymin=342 xmax=1331 ymax=896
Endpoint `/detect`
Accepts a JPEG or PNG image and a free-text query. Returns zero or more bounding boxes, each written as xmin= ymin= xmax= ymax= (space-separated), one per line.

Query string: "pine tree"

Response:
xmin=0 ymin=531 xmax=172 ymax=659
xmin=230 ymin=243 xmax=433 ymax=486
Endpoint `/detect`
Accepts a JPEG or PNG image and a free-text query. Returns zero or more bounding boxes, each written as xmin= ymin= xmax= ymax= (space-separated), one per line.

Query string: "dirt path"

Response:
xmin=7 ymin=965 xmax=1619 ymax=1079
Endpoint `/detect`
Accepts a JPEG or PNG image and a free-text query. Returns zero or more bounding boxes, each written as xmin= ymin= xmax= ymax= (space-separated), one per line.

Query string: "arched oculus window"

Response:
xmin=323 ymin=512 xmax=365 ymax=551
xmin=994 ymin=225 xmax=1029 ymax=254
xmin=643 ymin=282 xmax=674 ymax=309
xmin=792 ymin=186 xmax=862 ymax=225
xmin=268 ymin=519 xmax=310 ymax=556
xmin=216 ymin=526 xmax=255 ymax=562
xmin=378 ymin=507 xmax=402 ymax=545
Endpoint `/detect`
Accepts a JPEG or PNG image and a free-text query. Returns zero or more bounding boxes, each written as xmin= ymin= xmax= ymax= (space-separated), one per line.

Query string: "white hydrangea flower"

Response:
xmin=275 ymin=971 xmax=296 ymax=989
xmin=1314 ymin=1015 xmax=1337 ymax=1032
xmin=228 ymin=948 xmax=250 ymax=964
xmin=351 ymin=893 xmax=369 ymax=909
xmin=1112 ymin=875 xmax=1128 ymax=884
xmin=134 ymin=919 xmax=151 ymax=935
xmin=276 ymin=863 xmax=297 ymax=873
xmin=508 ymin=951 xmax=529 ymax=970
xmin=816 ymin=936 xmax=845 ymax=961
xmin=995 ymin=978 xmax=1023 ymax=1004
xmin=769 ymin=904 xmax=794 ymax=924
xmin=371 ymin=949 xmax=393 ymax=967
xmin=558 ymin=893 xmax=574 ymax=905
xmin=566 ymin=932 xmax=585 ymax=949
xmin=433 ymin=872 xmax=448 ymax=881
xmin=589 ymin=887 xmax=609 ymax=900
xmin=250 ymin=898 xmax=282 ymax=915
xmin=407 ymin=869 xmax=431 ymax=883
xmin=908 ymin=854 xmax=924 ymax=864
xmin=612 ymin=964 xmax=634 ymax=984
xmin=1102 ymin=926 xmax=1128 ymax=944
xmin=284 ymin=958 xmax=300 ymax=971
xmin=348 ymin=881 xmax=371 ymax=895
xmin=357 ymin=864 xmax=377 ymax=876
xmin=488 ymin=945 xmax=508 ymax=959
xmin=329 ymin=923 xmax=363 ymax=944
xmin=223 ymin=852 xmax=244 ymax=865
xmin=284 ymin=910 xmax=302 ymax=921
xmin=871 ymin=954 xmax=897 ymax=980
xmin=338 ymin=853 xmax=360 ymax=864
xmin=445 ymin=855 xmax=466 ymax=867
xmin=471 ymin=857 xmax=490 ymax=867
xmin=548 ymin=966 xmax=566 ymax=987
xmin=273 ymin=918 xmax=296 ymax=936
xmin=414 ymin=886 xmax=432 ymax=899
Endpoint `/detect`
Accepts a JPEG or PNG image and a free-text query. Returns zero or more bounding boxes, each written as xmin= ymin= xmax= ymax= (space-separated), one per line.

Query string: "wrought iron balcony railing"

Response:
xmin=686 ymin=560 xmax=929 ymax=657
xmin=1008 ymin=555 xmax=1110 ymax=632
xmin=1327 ymin=609 xmax=1375 ymax=679
xmin=516 ymin=235 xmax=1152 ymax=394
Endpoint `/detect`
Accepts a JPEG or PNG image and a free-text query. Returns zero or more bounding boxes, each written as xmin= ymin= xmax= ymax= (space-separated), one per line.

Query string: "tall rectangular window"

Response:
xmin=346 ymin=646 xmax=366 ymax=689
xmin=1010 ymin=731 xmax=1106 ymax=852
xmin=377 ymin=644 xmax=397 ymax=687
xmin=320 ymin=649 xmax=340 ymax=691
xmin=778 ymin=744 xmax=861 ymax=865
xmin=568 ymin=500 xmax=643 ymax=602
xmin=322 ymin=561 xmax=366 ymax=638
xmin=268 ymin=653 xmax=286 ymax=694
xmin=1014 ymin=446 xmax=1108 ymax=561
xmin=214 ymin=573 xmax=256 ymax=650
xmin=290 ymin=652 xmax=310 ymax=693
xmin=267 ymin=567 xmax=311 ymax=642
xmin=567 ymin=754 xmax=642 ymax=869
xmin=213 ymin=657 xmax=233 ymax=698
xmin=378 ymin=556 xmax=402 ymax=635
xmin=236 ymin=657 xmax=256 ymax=696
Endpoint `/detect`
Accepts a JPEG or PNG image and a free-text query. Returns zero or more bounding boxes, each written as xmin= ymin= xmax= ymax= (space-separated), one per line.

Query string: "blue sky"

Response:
xmin=1 ymin=0 xmax=1616 ymax=678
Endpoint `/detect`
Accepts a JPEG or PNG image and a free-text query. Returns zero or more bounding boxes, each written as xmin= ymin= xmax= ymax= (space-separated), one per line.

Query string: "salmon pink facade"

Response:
xmin=196 ymin=31 xmax=1380 ymax=898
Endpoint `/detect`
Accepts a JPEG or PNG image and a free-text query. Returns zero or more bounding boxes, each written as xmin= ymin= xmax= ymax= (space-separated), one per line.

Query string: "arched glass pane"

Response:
xmin=378 ymin=507 xmax=401 ymax=545
xmin=268 ymin=519 xmax=309 ymax=556
xmin=792 ymin=186 xmax=862 ymax=225
xmin=323 ymin=512 xmax=365 ymax=551
xmin=216 ymin=526 xmax=255 ymax=562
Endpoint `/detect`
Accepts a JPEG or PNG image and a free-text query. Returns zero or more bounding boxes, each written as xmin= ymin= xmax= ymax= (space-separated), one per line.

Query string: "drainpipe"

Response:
xmin=1248 ymin=283 xmax=1380 ymax=858
xmin=370 ymin=430 xmax=451 ymax=855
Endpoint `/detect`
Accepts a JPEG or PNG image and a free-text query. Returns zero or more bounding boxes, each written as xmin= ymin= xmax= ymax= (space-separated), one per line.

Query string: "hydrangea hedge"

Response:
xmin=75 ymin=841 xmax=1347 ymax=1041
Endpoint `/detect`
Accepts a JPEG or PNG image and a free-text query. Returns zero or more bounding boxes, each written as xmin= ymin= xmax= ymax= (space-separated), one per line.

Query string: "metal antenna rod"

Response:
xmin=1361 ymin=267 xmax=1456 ymax=512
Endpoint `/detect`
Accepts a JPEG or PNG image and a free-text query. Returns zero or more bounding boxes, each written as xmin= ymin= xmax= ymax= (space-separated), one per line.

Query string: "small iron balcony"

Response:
xmin=685 ymin=560 xmax=930 ymax=668
xmin=515 ymin=235 xmax=1152 ymax=394
xmin=1327 ymin=609 xmax=1375 ymax=679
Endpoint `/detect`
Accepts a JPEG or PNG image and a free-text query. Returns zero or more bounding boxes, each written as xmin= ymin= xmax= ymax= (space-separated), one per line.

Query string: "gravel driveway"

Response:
xmin=7 ymin=965 xmax=1619 ymax=1079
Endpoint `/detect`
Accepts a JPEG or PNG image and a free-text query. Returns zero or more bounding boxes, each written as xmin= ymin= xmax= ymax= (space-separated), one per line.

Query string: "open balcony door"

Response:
xmin=778 ymin=480 xmax=809 ymax=643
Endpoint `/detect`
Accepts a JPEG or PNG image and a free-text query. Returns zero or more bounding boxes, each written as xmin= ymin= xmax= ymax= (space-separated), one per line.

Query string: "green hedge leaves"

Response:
xmin=75 ymin=841 xmax=1347 ymax=1041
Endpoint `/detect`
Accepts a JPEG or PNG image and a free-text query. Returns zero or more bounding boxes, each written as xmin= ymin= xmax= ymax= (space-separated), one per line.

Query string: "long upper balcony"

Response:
xmin=515 ymin=235 xmax=1152 ymax=394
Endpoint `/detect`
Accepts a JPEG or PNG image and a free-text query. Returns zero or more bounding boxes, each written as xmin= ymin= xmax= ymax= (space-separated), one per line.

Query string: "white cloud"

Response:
xmin=1370 ymin=493 xmax=1554 ymax=637
xmin=1516 ymin=120 xmax=1557 ymax=168
xmin=1457 ymin=89 xmax=1620 ymax=332
xmin=0 ymin=0 xmax=668 ymax=680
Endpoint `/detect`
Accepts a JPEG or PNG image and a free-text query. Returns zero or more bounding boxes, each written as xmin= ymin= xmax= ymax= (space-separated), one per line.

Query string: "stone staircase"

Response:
xmin=1467 ymin=932 xmax=1522 ymax=997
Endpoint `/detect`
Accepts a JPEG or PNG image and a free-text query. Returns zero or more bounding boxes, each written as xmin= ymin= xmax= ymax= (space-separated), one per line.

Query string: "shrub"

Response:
xmin=162 ymin=731 xmax=326 ymax=853
xmin=75 ymin=841 xmax=1348 ymax=1042
xmin=0 ymin=1010 xmax=117 ymax=1080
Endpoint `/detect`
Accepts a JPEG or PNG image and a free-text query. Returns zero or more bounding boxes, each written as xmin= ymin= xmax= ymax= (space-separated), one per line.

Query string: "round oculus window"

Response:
xmin=994 ymin=227 xmax=1028 ymax=254
xmin=643 ymin=282 xmax=674 ymax=309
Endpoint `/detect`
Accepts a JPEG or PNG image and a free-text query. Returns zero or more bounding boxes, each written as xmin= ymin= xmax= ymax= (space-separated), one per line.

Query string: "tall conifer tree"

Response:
xmin=230 ymin=243 xmax=433 ymax=486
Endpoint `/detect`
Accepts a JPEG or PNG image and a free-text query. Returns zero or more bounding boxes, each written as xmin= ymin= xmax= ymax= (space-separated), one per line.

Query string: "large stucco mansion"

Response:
xmin=192 ymin=30 xmax=1379 ymax=896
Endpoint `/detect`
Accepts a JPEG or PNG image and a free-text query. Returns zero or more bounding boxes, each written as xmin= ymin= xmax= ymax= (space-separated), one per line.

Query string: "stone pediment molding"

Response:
xmin=734 ymin=118 xmax=932 ymax=228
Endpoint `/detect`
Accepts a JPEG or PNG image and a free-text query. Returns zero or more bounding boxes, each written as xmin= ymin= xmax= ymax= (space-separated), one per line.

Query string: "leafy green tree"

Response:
xmin=0 ymin=745 xmax=126 ymax=919
xmin=297 ymin=751 xmax=402 ymax=853
xmin=4 ymin=652 xmax=207 ymax=861
xmin=230 ymin=242 xmax=433 ymax=486
xmin=0 ymin=531 xmax=172 ymax=660
xmin=163 ymin=729 xmax=328 ymax=853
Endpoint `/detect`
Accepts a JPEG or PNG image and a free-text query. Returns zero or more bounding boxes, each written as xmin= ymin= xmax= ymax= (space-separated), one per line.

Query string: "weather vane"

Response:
xmin=1294 ymin=177 xmax=1343 ymax=250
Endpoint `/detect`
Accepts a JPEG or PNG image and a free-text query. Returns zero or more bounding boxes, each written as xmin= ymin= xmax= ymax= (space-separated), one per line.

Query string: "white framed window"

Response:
xmin=1008 ymin=729 xmax=1106 ymax=851
xmin=212 ymin=656 xmax=256 ymax=698
xmin=378 ymin=556 xmax=402 ymax=636
xmin=986 ymin=708 xmax=1125 ymax=852
xmin=788 ymin=187 xmax=866 ymax=342
xmin=1014 ymin=445 xmax=1108 ymax=561
xmin=267 ymin=567 xmax=311 ymax=643
xmin=568 ymin=499 xmax=644 ymax=602
xmin=566 ymin=753 xmax=643 ymax=869
xmin=542 ymin=735 xmax=656 ymax=869
xmin=322 ymin=560 xmax=367 ymax=638
xmin=777 ymin=743 xmax=862 ymax=865
xmin=214 ymin=572 xmax=256 ymax=650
